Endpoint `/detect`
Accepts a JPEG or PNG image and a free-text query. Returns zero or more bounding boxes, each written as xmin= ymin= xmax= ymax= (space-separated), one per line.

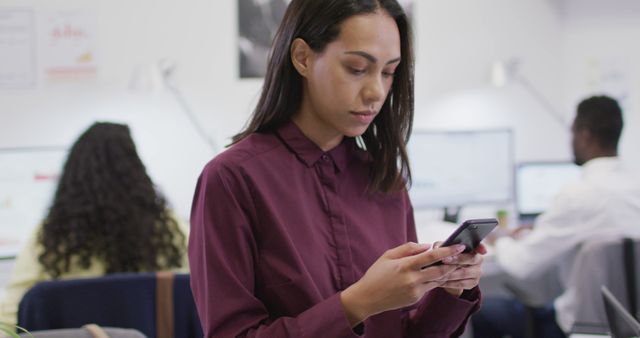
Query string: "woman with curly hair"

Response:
xmin=0 ymin=122 xmax=188 ymax=326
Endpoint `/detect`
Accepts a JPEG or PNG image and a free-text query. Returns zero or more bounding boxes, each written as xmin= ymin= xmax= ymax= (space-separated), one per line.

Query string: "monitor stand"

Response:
xmin=443 ymin=206 xmax=461 ymax=224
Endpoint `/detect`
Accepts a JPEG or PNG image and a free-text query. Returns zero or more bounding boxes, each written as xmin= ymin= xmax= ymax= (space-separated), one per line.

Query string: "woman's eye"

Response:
xmin=349 ymin=67 xmax=366 ymax=75
xmin=382 ymin=69 xmax=396 ymax=78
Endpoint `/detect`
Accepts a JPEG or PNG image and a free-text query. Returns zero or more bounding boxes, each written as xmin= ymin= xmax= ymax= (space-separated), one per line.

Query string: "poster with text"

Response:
xmin=40 ymin=9 xmax=98 ymax=82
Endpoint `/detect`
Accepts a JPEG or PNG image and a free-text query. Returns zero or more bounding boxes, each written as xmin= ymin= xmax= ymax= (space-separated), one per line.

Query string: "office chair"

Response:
xmin=505 ymin=237 xmax=640 ymax=338
xmin=17 ymin=272 xmax=203 ymax=338
xmin=567 ymin=237 xmax=639 ymax=332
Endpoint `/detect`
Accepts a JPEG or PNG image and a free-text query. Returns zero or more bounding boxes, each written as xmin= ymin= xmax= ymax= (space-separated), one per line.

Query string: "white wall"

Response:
xmin=414 ymin=0 xmax=640 ymax=166
xmin=414 ymin=0 xmax=570 ymax=162
xmin=561 ymin=0 xmax=640 ymax=168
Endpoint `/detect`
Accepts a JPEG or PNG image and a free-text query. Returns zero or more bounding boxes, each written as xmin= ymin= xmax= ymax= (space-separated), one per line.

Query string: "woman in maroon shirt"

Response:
xmin=189 ymin=1 xmax=485 ymax=337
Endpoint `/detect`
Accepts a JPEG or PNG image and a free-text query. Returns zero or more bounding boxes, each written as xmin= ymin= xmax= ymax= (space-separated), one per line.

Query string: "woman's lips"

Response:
xmin=350 ymin=110 xmax=376 ymax=124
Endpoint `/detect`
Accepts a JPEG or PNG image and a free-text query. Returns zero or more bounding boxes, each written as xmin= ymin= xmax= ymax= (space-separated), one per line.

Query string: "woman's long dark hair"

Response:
xmin=232 ymin=0 xmax=414 ymax=193
xmin=38 ymin=122 xmax=185 ymax=278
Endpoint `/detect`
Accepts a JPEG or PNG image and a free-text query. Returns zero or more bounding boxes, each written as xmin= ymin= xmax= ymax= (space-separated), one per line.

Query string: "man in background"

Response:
xmin=473 ymin=95 xmax=640 ymax=337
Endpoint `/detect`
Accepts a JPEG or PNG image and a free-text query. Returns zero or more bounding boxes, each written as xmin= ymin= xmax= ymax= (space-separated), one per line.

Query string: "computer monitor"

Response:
xmin=407 ymin=129 xmax=514 ymax=210
xmin=602 ymin=285 xmax=640 ymax=338
xmin=0 ymin=147 xmax=66 ymax=258
xmin=516 ymin=161 xmax=582 ymax=219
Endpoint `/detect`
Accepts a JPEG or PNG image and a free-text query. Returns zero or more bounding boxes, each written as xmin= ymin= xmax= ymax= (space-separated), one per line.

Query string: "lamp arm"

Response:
xmin=164 ymin=81 xmax=219 ymax=154
xmin=514 ymin=74 xmax=569 ymax=129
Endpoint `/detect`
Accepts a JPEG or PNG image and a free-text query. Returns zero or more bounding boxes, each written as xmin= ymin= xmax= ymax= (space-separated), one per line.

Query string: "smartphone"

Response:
xmin=440 ymin=218 xmax=499 ymax=253
xmin=423 ymin=218 xmax=498 ymax=268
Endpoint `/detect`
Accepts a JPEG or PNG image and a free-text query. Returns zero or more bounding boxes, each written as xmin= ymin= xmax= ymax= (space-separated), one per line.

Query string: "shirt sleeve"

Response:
xmin=495 ymin=184 xmax=594 ymax=279
xmin=188 ymin=161 xmax=359 ymax=338
xmin=0 ymin=228 xmax=46 ymax=327
xmin=401 ymin=193 xmax=481 ymax=337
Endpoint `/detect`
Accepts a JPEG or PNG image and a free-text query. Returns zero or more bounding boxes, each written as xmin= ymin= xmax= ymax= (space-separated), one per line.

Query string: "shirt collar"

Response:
xmin=582 ymin=156 xmax=621 ymax=176
xmin=276 ymin=120 xmax=351 ymax=172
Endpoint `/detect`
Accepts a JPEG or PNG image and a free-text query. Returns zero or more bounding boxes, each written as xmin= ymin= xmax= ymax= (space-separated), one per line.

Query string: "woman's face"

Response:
xmin=292 ymin=11 xmax=401 ymax=151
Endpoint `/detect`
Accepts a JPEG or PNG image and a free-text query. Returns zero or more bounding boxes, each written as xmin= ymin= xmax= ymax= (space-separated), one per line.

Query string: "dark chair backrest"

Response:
xmin=623 ymin=238 xmax=637 ymax=320
xmin=17 ymin=272 xmax=203 ymax=338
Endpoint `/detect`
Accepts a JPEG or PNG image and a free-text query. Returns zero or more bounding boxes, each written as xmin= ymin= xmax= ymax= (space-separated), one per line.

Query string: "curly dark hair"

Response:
xmin=38 ymin=122 xmax=186 ymax=278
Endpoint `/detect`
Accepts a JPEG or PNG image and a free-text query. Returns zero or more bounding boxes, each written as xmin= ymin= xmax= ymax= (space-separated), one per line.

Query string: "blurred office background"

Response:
xmin=1 ymin=0 xmax=639 ymax=293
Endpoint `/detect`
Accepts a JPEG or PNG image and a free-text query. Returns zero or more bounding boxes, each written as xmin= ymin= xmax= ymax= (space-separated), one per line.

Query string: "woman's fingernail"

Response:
xmin=456 ymin=244 xmax=466 ymax=252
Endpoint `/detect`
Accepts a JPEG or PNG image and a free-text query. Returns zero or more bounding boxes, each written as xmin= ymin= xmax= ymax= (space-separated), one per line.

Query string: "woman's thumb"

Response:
xmin=384 ymin=242 xmax=431 ymax=259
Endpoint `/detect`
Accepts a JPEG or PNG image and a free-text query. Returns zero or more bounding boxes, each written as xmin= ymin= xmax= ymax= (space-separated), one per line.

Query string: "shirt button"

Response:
xmin=321 ymin=154 xmax=330 ymax=161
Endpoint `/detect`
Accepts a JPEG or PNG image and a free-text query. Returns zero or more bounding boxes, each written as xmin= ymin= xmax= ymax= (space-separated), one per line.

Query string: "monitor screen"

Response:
xmin=407 ymin=129 xmax=513 ymax=209
xmin=516 ymin=162 xmax=581 ymax=217
xmin=0 ymin=147 xmax=66 ymax=258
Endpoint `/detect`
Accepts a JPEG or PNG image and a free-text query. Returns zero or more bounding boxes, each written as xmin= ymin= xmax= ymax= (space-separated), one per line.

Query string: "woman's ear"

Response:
xmin=290 ymin=38 xmax=312 ymax=78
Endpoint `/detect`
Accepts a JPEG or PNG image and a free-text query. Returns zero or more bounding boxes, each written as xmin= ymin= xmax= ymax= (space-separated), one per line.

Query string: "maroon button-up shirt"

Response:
xmin=189 ymin=121 xmax=480 ymax=338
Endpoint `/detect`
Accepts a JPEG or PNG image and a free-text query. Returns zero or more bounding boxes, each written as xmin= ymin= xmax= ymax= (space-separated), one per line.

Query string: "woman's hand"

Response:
xmin=437 ymin=242 xmax=487 ymax=297
xmin=340 ymin=242 xmax=467 ymax=327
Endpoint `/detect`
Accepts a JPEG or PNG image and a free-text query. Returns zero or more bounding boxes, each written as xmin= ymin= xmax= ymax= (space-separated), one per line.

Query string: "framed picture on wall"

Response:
xmin=237 ymin=0 xmax=287 ymax=78
xmin=237 ymin=0 xmax=415 ymax=79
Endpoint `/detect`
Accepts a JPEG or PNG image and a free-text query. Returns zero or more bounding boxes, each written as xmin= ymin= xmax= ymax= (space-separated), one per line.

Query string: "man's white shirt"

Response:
xmin=494 ymin=157 xmax=640 ymax=331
